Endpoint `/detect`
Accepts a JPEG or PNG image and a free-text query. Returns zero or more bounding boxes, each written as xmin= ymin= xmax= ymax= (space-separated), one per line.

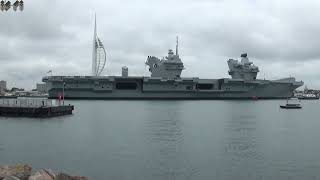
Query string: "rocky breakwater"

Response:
xmin=0 ymin=164 xmax=87 ymax=180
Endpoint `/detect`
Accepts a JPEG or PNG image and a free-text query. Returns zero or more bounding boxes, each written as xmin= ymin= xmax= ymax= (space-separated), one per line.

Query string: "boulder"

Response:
xmin=0 ymin=164 xmax=32 ymax=180
xmin=54 ymin=173 xmax=87 ymax=180
xmin=43 ymin=169 xmax=55 ymax=179
xmin=28 ymin=169 xmax=55 ymax=180
xmin=3 ymin=176 xmax=20 ymax=180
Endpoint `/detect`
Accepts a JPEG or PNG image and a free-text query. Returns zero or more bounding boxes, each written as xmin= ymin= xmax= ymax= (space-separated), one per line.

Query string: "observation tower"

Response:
xmin=92 ymin=15 xmax=106 ymax=76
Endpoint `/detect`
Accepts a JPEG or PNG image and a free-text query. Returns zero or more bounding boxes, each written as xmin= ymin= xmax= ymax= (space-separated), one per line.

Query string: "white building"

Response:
xmin=0 ymin=80 xmax=7 ymax=94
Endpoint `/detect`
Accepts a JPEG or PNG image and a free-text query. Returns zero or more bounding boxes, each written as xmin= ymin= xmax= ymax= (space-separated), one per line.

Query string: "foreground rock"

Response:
xmin=28 ymin=169 xmax=55 ymax=180
xmin=0 ymin=165 xmax=87 ymax=180
xmin=0 ymin=164 xmax=32 ymax=180
xmin=3 ymin=176 xmax=20 ymax=180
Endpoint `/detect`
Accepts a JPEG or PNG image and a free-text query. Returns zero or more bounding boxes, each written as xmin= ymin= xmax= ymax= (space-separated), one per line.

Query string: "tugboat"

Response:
xmin=280 ymin=98 xmax=302 ymax=109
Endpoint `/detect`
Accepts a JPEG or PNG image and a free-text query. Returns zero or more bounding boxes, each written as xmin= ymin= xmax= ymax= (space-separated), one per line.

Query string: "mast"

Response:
xmin=92 ymin=14 xmax=97 ymax=76
xmin=176 ymin=36 xmax=179 ymax=56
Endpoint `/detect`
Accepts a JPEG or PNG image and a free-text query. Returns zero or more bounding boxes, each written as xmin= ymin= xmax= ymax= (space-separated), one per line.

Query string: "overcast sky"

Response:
xmin=1 ymin=0 xmax=320 ymax=89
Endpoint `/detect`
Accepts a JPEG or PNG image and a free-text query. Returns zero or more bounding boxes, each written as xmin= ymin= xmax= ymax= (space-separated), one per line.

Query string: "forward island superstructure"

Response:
xmin=42 ymin=18 xmax=303 ymax=100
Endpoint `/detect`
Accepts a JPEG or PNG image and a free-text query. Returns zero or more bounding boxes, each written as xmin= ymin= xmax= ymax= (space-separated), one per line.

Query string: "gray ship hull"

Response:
xmin=43 ymin=76 xmax=303 ymax=100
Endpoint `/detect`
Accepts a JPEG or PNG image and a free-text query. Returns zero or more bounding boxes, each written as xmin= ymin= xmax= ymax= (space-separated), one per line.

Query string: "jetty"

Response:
xmin=0 ymin=98 xmax=74 ymax=117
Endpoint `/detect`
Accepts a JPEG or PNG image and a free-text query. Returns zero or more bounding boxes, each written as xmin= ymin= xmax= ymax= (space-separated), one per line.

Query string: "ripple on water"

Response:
xmin=143 ymin=112 xmax=198 ymax=180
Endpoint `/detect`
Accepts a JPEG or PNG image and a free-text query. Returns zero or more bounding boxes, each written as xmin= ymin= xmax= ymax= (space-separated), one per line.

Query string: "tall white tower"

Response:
xmin=92 ymin=14 xmax=106 ymax=76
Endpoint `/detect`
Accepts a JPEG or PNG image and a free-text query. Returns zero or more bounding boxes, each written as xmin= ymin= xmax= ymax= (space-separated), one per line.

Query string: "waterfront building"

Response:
xmin=0 ymin=80 xmax=7 ymax=94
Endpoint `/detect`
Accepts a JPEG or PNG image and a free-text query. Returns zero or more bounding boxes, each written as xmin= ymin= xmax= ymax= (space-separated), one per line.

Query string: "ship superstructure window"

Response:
xmin=197 ymin=83 xmax=214 ymax=90
xmin=116 ymin=82 xmax=137 ymax=90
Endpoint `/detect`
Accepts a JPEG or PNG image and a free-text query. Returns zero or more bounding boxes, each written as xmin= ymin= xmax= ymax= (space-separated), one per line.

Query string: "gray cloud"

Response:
xmin=1 ymin=0 xmax=320 ymax=89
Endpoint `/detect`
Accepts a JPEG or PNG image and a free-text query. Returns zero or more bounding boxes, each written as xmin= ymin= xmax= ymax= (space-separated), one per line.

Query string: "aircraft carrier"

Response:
xmin=42 ymin=18 xmax=303 ymax=100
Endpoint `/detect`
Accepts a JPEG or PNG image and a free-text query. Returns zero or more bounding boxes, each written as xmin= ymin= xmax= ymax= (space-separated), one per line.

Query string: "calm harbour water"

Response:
xmin=1 ymin=100 xmax=320 ymax=180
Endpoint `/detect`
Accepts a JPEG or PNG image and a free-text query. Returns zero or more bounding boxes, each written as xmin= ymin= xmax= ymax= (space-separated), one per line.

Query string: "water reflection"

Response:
xmin=224 ymin=115 xmax=261 ymax=159
xmin=143 ymin=102 xmax=197 ymax=180
xmin=218 ymin=103 xmax=265 ymax=180
xmin=0 ymin=143 xmax=4 ymax=151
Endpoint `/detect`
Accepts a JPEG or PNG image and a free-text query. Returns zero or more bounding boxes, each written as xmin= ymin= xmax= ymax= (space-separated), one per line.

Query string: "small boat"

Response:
xmin=280 ymin=99 xmax=302 ymax=109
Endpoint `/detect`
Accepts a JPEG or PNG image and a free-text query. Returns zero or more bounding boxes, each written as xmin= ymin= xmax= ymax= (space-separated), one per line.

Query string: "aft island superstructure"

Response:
xmin=42 ymin=18 xmax=303 ymax=99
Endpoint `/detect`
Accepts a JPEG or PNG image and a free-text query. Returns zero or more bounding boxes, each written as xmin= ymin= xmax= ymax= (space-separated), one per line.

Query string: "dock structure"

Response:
xmin=0 ymin=98 xmax=74 ymax=117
